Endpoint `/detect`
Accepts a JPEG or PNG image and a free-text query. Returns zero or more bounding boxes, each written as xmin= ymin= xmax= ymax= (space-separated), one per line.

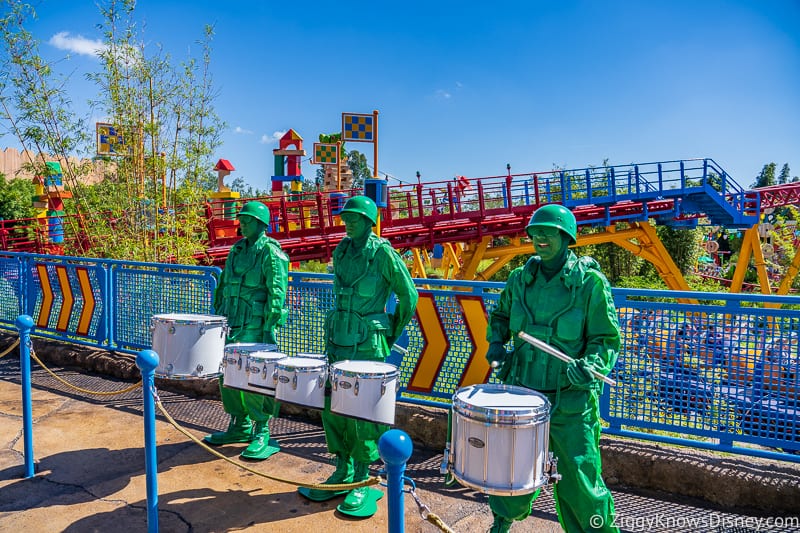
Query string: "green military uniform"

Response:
xmin=485 ymin=205 xmax=620 ymax=533
xmin=299 ymin=196 xmax=418 ymax=517
xmin=204 ymin=202 xmax=289 ymax=461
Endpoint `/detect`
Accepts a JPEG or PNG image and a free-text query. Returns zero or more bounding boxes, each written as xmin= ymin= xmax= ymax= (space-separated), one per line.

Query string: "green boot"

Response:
xmin=203 ymin=415 xmax=253 ymax=445
xmin=240 ymin=420 xmax=280 ymax=460
xmin=337 ymin=461 xmax=383 ymax=518
xmin=298 ymin=454 xmax=354 ymax=501
xmin=488 ymin=514 xmax=513 ymax=533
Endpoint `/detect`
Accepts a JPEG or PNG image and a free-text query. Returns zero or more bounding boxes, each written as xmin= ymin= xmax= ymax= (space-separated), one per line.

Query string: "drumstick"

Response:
xmin=517 ymin=331 xmax=616 ymax=387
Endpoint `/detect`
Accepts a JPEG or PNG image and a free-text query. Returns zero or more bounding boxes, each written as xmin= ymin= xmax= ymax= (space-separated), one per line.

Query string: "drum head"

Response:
xmin=153 ymin=313 xmax=226 ymax=323
xmin=226 ymin=343 xmax=278 ymax=355
xmin=333 ymin=360 xmax=397 ymax=376
xmin=277 ymin=356 xmax=325 ymax=370
xmin=248 ymin=351 xmax=286 ymax=363
xmin=453 ymin=384 xmax=549 ymax=424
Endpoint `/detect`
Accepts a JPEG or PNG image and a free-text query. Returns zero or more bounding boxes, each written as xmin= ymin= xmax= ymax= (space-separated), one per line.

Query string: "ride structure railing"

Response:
xmin=1 ymin=158 xmax=766 ymax=264
xmin=2 ymin=251 xmax=798 ymax=463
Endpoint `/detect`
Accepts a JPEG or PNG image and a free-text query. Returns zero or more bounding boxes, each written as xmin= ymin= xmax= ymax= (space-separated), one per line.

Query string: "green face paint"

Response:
xmin=341 ymin=212 xmax=372 ymax=240
xmin=238 ymin=214 xmax=263 ymax=243
xmin=531 ymin=227 xmax=566 ymax=263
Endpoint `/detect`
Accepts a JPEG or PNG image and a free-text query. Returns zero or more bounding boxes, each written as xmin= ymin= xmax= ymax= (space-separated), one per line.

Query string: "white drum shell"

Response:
xmin=222 ymin=343 xmax=278 ymax=393
xmin=246 ymin=351 xmax=286 ymax=396
xmin=451 ymin=383 xmax=551 ymax=496
xmin=331 ymin=360 xmax=398 ymax=425
xmin=151 ymin=313 xmax=227 ymax=379
xmin=274 ymin=357 xmax=327 ymax=409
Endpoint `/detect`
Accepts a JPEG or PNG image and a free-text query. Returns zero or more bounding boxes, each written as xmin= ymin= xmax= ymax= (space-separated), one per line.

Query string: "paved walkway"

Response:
xmin=1 ymin=352 xmax=798 ymax=532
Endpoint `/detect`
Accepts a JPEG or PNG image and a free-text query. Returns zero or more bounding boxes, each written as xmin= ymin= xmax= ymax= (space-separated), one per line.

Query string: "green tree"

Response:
xmin=752 ymin=163 xmax=776 ymax=188
xmin=0 ymin=176 xmax=35 ymax=221
xmin=347 ymin=149 xmax=371 ymax=189
xmin=778 ymin=163 xmax=790 ymax=185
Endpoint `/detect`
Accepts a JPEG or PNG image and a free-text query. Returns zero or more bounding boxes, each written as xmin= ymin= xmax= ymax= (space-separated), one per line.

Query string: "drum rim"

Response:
xmin=225 ymin=343 xmax=279 ymax=352
xmin=452 ymin=383 xmax=550 ymax=424
xmin=332 ymin=359 xmax=398 ymax=377
xmin=246 ymin=352 xmax=286 ymax=361
xmin=275 ymin=357 xmax=327 ymax=370
xmin=152 ymin=313 xmax=227 ymax=324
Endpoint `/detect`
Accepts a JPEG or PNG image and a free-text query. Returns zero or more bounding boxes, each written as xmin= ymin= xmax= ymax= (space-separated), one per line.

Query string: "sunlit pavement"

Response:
xmin=2 ymin=354 xmax=798 ymax=533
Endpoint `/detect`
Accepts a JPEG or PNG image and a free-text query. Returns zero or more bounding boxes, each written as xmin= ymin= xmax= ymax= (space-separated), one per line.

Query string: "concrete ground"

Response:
xmin=2 ymin=337 xmax=800 ymax=532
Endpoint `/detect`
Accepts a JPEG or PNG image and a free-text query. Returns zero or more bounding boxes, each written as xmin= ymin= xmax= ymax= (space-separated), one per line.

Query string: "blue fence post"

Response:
xmin=16 ymin=314 xmax=35 ymax=479
xmin=379 ymin=429 xmax=413 ymax=533
xmin=136 ymin=349 xmax=160 ymax=533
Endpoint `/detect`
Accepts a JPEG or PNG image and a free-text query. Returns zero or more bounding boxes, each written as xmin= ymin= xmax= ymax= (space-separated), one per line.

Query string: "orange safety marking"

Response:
xmin=55 ymin=266 xmax=74 ymax=331
xmin=36 ymin=264 xmax=53 ymax=328
xmin=76 ymin=267 xmax=95 ymax=335
xmin=406 ymin=292 xmax=450 ymax=393
xmin=456 ymin=295 xmax=492 ymax=387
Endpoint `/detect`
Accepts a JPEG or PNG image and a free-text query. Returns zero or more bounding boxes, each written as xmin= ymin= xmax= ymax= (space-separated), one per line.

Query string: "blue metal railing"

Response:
xmin=3 ymin=252 xmax=798 ymax=462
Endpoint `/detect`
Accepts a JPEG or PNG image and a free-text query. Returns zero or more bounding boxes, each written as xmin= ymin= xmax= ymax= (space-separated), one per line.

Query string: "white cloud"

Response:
xmin=260 ymin=131 xmax=286 ymax=144
xmin=434 ymin=89 xmax=452 ymax=100
xmin=234 ymin=126 xmax=253 ymax=134
xmin=48 ymin=31 xmax=106 ymax=58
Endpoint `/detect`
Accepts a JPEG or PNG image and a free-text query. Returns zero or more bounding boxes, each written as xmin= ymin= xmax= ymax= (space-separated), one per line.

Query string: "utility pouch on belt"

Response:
xmin=326 ymin=310 xmax=390 ymax=348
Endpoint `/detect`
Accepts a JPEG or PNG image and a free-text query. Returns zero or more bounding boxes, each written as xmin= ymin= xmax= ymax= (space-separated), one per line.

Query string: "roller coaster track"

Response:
xmin=6 ymin=158 xmax=800 ymax=269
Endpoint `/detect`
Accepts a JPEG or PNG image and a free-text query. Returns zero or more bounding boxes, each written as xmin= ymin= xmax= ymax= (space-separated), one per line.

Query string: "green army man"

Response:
xmin=485 ymin=204 xmax=620 ymax=533
xmin=298 ymin=196 xmax=419 ymax=518
xmin=203 ymin=201 xmax=289 ymax=460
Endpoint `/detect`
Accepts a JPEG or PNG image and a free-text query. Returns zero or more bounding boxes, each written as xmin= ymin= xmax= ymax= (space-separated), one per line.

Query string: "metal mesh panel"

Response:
xmin=608 ymin=300 xmax=800 ymax=453
xmin=276 ymin=278 xmax=333 ymax=356
xmin=0 ymin=256 xmax=23 ymax=327
xmin=113 ymin=265 xmax=216 ymax=350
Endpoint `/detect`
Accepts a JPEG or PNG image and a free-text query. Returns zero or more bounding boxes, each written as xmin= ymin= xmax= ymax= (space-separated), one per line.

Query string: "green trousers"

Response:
xmin=489 ymin=388 xmax=618 ymax=533
xmin=320 ymin=395 xmax=388 ymax=464
xmin=218 ymin=376 xmax=278 ymax=423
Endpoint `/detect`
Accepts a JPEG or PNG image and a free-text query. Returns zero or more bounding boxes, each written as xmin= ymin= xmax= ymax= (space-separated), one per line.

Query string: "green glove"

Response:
xmin=486 ymin=342 xmax=508 ymax=369
xmin=566 ymin=358 xmax=595 ymax=389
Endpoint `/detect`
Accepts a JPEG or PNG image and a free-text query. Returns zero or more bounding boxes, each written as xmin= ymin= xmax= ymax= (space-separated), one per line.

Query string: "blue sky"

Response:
xmin=4 ymin=0 xmax=799 ymax=191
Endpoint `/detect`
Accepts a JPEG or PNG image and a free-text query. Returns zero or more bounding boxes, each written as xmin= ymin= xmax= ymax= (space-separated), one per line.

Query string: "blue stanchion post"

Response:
xmin=379 ymin=429 xmax=413 ymax=533
xmin=16 ymin=314 xmax=35 ymax=479
xmin=136 ymin=349 xmax=159 ymax=533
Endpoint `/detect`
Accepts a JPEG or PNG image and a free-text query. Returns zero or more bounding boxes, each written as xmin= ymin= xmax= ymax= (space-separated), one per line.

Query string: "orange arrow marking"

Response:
xmin=406 ymin=292 xmax=450 ymax=393
xmin=456 ymin=295 xmax=492 ymax=387
xmin=36 ymin=264 xmax=53 ymax=328
xmin=76 ymin=267 xmax=95 ymax=335
xmin=55 ymin=265 xmax=74 ymax=331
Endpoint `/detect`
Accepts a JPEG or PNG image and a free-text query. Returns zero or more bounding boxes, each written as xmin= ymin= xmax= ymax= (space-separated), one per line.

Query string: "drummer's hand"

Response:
xmin=486 ymin=342 xmax=507 ymax=369
xmin=566 ymin=359 xmax=595 ymax=389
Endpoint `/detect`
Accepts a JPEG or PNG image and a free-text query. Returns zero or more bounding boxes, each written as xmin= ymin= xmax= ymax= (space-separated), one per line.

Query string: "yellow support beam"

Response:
xmin=410 ymin=247 xmax=429 ymax=279
xmin=730 ymin=225 xmax=772 ymax=295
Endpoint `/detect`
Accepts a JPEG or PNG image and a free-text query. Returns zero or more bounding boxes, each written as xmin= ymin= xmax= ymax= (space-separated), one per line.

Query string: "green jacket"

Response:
xmin=326 ymin=233 xmax=418 ymax=361
xmin=215 ymin=233 xmax=289 ymax=344
xmin=487 ymin=251 xmax=620 ymax=391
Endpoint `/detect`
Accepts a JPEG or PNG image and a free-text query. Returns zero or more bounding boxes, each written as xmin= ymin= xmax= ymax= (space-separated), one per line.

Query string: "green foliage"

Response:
xmin=0 ymin=176 xmax=35 ymax=221
xmin=751 ymin=162 xmax=777 ymax=188
xmin=347 ymin=150 xmax=371 ymax=189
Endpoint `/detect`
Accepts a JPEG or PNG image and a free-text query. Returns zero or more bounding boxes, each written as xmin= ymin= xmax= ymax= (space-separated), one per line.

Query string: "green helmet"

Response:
xmin=526 ymin=204 xmax=577 ymax=244
xmin=340 ymin=195 xmax=378 ymax=225
xmin=237 ymin=201 xmax=270 ymax=226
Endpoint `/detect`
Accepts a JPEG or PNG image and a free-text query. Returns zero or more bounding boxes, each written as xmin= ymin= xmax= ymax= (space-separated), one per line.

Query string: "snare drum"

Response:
xmin=222 ymin=343 xmax=278 ymax=393
xmin=151 ymin=313 xmax=227 ymax=379
xmin=247 ymin=351 xmax=286 ymax=396
xmin=274 ymin=357 xmax=327 ymax=409
xmin=449 ymin=383 xmax=551 ymax=496
xmin=331 ymin=360 xmax=398 ymax=425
